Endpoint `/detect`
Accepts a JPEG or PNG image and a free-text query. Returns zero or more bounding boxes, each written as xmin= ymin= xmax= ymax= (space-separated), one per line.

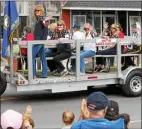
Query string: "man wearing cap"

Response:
xmin=71 ymin=92 xmax=125 ymax=129
xmin=69 ymin=24 xmax=84 ymax=74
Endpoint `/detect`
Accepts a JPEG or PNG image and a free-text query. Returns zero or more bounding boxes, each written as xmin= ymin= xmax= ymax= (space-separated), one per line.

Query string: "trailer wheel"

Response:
xmin=122 ymin=69 xmax=142 ymax=97
xmin=0 ymin=71 xmax=7 ymax=95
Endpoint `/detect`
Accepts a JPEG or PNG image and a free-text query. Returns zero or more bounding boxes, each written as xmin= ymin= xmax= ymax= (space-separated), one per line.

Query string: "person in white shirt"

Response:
xmin=72 ymin=24 xmax=84 ymax=40
xmin=71 ymin=23 xmax=96 ymax=75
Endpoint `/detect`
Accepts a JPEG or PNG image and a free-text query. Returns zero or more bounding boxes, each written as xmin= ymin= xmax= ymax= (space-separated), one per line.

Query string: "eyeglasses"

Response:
xmin=84 ymin=28 xmax=89 ymax=31
xmin=57 ymin=24 xmax=63 ymax=26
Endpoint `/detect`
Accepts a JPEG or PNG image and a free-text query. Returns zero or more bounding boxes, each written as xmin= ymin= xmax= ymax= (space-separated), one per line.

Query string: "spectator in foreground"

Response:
xmin=105 ymin=100 xmax=130 ymax=129
xmin=62 ymin=111 xmax=75 ymax=129
xmin=71 ymin=92 xmax=125 ymax=129
xmin=105 ymin=100 xmax=119 ymax=120
xmin=1 ymin=105 xmax=34 ymax=129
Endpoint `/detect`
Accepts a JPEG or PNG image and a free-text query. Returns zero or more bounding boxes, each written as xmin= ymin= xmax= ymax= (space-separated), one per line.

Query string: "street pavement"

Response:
xmin=1 ymin=87 xmax=141 ymax=129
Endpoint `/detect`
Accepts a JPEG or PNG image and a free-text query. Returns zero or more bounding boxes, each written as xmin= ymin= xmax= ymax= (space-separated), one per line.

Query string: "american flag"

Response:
xmin=61 ymin=0 xmax=67 ymax=7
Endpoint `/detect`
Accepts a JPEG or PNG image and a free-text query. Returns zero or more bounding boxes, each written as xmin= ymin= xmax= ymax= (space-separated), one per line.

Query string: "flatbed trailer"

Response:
xmin=0 ymin=36 xmax=141 ymax=96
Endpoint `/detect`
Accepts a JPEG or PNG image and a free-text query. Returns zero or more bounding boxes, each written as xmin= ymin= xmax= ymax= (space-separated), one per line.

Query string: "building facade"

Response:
xmin=0 ymin=1 xmax=61 ymax=37
xmin=62 ymin=1 xmax=142 ymax=36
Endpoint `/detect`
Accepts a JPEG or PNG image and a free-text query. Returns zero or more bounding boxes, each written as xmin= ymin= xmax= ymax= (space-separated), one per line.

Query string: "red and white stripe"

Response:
xmin=61 ymin=0 xmax=67 ymax=7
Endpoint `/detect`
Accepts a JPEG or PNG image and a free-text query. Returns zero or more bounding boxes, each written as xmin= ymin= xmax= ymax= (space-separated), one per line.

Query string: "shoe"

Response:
xmin=100 ymin=68 xmax=108 ymax=72
xmin=69 ymin=71 xmax=75 ymax=75
xmin=39 ymin=75 xmax=47 ymax=78
xmin=121 ymin=65 xmax=129 ymax=70
xmin=52 ymin=69 xmax=58 ymax=75
xmin=53 ymin=72 xmax=60 ymax=76
xmin=60 ymin=70 xmax=68 ymax=76
xmin=94 ymin=67 xmax=102 ymax=72
xmin=80 ymin=72 xmax=85 ymax=76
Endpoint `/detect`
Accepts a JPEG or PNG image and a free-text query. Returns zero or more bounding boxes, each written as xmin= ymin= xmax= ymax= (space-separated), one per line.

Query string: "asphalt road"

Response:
xmin=1 ymin=87 xmax=141 ymax=129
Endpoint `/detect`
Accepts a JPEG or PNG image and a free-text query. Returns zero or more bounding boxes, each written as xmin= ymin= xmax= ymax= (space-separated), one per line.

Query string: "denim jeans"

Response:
xmin=33 ymin=45 xmax=47 ymax=77
xmin=44 ymin=48 xmax=52 ymax=55
xmin=71 ymin=50 xmax=95 ymax=73
xmin=96 ymin=47 xmax=116 ymax=66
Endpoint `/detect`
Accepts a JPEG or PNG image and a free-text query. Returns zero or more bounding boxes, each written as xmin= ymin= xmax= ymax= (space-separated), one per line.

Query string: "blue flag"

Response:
xmin=2 ymin=1 xmax=19 ymax=60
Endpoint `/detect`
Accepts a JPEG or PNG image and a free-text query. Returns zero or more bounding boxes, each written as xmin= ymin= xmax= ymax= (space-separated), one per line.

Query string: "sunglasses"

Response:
xmin=57 ymin=24 xmax=63 ymax=26
xmin=84 ymin=28 xmax=89 ymax=31
xmin=111 ymin=27 xmax=116 ymax=29
xmin=35 ymin=10 xmax=40 ymax=12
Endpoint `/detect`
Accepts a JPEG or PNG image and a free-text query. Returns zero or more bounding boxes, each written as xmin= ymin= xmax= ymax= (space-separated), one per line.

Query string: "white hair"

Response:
xmin=88 ymin=109 xmax=105 ymax=115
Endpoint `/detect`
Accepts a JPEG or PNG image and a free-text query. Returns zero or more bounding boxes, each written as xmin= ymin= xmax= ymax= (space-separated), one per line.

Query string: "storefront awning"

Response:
xmin=63 ymin=1 xmax=141 ymax=11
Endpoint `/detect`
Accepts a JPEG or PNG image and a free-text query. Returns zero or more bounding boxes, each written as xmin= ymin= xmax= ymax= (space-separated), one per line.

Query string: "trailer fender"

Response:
xmin=122 ymin=66 xmax=141 ymax=84
xmin=121 ymin=66 xmax=142 ymax=96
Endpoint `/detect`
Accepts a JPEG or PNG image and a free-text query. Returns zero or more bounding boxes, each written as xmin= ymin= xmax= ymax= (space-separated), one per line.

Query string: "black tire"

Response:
xmin=0 ymin=71 xmax=7 ymax=95
xmin=122 ymin=69 xmax=142 ymax=97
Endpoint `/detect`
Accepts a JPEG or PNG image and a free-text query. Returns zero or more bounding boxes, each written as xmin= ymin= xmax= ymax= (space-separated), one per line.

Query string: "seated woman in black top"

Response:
xmin=47 ymin=20 xmax=71 ymax=76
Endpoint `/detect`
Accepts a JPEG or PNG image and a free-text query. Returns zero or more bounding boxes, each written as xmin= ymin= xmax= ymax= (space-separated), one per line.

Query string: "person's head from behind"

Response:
xmin=1 ymin=110 xmax=23 ymax=129
xmin=62 ymin=111 xmax=75 ymax=126
xmin=72 ymin=24 xmax=81 ymax=32
xmin=86 ymin=92 xmax=109 ymax=119
xmin=1 ymin=106 xmax=34 ymax=129
xmin=23 ymin=26 xmax=32 ymax=36
xmin=50 ymin=23 xmax=57 ymax=32
xmin=105 ymin=100 xmax=119 ymax=121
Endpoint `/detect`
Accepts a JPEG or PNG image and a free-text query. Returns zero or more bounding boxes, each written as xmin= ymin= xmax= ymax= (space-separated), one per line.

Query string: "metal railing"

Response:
xmin=8 ymin=36 xmax=141 ymax=84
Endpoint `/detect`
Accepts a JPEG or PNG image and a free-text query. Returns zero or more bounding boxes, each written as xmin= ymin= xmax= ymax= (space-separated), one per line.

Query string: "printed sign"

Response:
xmin=36 ymin=77 xmax=76 ymax=84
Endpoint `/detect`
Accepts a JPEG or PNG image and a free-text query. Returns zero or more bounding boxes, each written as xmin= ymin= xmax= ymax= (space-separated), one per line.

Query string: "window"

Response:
xmin=86 ymin=11 xmax=93 ymax=25
xmin=73 ymin=15 xmax=86 ymax=31
xmin=94 ymin=16 xmax=101 ymax=34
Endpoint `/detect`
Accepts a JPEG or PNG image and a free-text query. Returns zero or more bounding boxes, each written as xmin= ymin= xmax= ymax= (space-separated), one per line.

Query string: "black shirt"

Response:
xmin=51 ymin=30 xmax=71 ymax=54
xmin=34 ymin=20 xmax=48 ymax=40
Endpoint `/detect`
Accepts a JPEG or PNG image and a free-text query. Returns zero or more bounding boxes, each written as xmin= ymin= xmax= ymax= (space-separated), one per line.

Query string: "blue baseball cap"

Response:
xmin=73 ymin=24 xmax=80 ymax=29
xmin=87 ymin=92 xmax=109 ymax=111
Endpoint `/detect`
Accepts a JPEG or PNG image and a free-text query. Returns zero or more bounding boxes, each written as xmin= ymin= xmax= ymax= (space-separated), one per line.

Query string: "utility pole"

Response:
xmin=0 ymin=1 xmax=2 ymax=40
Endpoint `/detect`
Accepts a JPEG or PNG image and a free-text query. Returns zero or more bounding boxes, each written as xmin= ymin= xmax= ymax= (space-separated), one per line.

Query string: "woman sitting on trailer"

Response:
xmin=18 ymin=26 xmax=34 ymax=70
xmin=95 ymin=24 xmax=124 ymax=72
xmin=47 ymin=20 xmax=72 ymax=76
xmin=71 ymin=23 xmax=96 ymax=75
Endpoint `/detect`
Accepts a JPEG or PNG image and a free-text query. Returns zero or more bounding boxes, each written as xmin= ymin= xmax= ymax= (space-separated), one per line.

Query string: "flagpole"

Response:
xmin=10 ymin=40 xmax=14 ymax=84
xmin=16 ymin=28 xmax=24 ymax=74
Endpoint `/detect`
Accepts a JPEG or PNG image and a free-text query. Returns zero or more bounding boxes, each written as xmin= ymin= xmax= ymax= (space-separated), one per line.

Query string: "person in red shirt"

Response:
xmin=18 ymin=26 xmax=34 ymax=70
